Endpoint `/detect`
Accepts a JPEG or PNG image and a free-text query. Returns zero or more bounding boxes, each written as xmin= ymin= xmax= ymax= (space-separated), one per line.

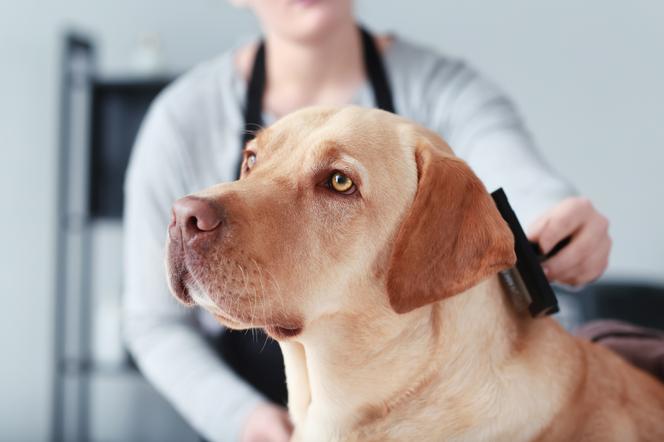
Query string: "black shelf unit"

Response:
xmin=53 ymin=33 xmax=173 ymax=442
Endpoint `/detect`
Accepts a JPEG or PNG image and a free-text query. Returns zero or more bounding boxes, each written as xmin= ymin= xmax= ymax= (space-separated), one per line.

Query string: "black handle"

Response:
xmin=530 ymin=236 xmax=572 ymax=262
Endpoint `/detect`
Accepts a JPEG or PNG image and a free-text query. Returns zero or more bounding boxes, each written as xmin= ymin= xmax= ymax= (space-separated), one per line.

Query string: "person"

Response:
xmin=122 ymin=1 xmax=612 ymax=441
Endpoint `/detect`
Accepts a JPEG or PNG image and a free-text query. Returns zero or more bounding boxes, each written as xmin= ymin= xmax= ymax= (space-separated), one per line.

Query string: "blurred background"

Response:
xmin=0 ymin=0 xmax=662 ymax=441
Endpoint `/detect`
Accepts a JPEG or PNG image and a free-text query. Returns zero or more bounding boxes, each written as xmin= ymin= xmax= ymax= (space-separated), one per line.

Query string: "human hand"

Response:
xmin=240 ymin=402 xmax=293 ymax=442
xmin=527 ymin=197 xmax=611 ymax=286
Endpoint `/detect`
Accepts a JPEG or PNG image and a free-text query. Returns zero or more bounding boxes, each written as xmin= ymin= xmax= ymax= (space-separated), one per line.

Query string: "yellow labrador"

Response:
xmin=165 ymin=106 xmax=664 ymax=441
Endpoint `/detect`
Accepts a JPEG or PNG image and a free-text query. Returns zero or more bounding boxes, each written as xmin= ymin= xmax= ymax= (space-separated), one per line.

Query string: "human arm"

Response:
xmin=424 ymin=61 xmax=610 ymax=285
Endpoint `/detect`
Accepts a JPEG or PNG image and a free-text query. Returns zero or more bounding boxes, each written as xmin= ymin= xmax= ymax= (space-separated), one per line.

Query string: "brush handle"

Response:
xmin=530 ymin=236 xmax=572 ymax=262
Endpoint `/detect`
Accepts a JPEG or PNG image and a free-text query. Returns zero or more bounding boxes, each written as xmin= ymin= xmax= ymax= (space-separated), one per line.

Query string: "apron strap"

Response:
xmin=359 ymin=26 xmax=395 ymax=114
xmin=242 ymin=41 xmax=267 ymax=147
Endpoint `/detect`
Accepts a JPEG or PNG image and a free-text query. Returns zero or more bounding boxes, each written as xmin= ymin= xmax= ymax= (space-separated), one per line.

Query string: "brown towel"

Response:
xmin=575 ymin=319 xmax=664 ymax=383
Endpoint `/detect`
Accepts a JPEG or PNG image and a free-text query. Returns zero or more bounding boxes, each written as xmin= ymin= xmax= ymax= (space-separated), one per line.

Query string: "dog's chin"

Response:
xmin=167 ymin=277 xmax=305 ymax=340
xmin=207 ymin=297 xmax=304 ymax=340
xmin=166 ymin=257 xmax=304 ymax=339
xmin=211 ymin=311 xmax=253 ymax=330
xmin=166 ymin=265 xmax=195 ymax=307
xmin=264 ymin=324 xmax=303 ymax=340
xmin=166 ymin=239 xmax=197 ymax=306
xmin=210 ymin=306 xmax=303 ymax=340
xmin=186 ymin=287 xmax=263 ymax=331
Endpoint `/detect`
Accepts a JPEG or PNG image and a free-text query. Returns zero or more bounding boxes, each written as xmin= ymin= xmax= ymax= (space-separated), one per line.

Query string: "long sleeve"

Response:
xmin=122 ymin=97 xmax=263 ymax=442
xmin=420 ymin=59 xmax=576 ymax=229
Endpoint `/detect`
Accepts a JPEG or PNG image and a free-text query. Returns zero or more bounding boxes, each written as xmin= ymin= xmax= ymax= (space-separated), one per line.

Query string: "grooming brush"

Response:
xmin=491 ymin=188 xmax=571 ymax=318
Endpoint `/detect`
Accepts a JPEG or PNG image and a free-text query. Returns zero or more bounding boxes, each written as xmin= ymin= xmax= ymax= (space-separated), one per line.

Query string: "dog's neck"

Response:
xmin=280 ymin=274 xmax=580 ymax=441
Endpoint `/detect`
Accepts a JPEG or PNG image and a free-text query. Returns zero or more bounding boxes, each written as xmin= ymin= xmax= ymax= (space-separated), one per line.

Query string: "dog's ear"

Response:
xmin=386 ymin=137 xmax=516 ymax=314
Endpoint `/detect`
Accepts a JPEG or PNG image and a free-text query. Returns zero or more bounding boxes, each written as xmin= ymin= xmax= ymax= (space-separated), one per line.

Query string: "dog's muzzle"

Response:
xmin=167 ymin=195 xmax=226 ymax=305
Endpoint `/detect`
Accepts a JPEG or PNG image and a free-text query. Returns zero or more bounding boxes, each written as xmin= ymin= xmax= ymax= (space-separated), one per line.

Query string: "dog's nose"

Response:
xmin=170 ymin=196 xmax=224 ymax=241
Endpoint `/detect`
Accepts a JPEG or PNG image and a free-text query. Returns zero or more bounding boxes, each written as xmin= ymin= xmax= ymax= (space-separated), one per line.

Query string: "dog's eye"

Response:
xmin=245 ymin=153 xmax=256 ymax=171
xmin=328 ymin=172 xmax=355 ymax=194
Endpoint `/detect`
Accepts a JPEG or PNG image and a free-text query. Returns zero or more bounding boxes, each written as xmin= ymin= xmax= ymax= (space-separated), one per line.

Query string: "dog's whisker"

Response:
xmin=186 ymin=266 xmax=225 ymax=317
xmin=262 ymin=265 xmax=286 ymax=318
xmin=250 ymin=259 xmax=265 ymax=296
xmin=259 ymin=328 xmax=271 ymax=353
xmin=251 ymin=258 xmax=274 ymax=323
xmin=251 ymin=258 xmax=265 ymax=324
xmin=260 ymin=282 xmax=267 ymax=330
xmin=252 ymin=285 xmax=260 ymax=328
xmin=231 ymin=268 xmax=241 ymax=319
xmin=238 ymin=263 xmax=249 ymax=294
xmin=237 ymin=263 xmax=252 ymax=323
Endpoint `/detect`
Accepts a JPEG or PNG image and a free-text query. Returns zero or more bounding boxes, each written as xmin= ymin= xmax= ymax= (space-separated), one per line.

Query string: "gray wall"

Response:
xmin=1 ymin=0 xmax=662 ymax=440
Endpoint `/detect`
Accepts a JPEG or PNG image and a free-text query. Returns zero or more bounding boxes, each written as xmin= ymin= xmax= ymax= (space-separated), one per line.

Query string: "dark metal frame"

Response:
xmin=53 ymin=33 xmax=96 ymax=442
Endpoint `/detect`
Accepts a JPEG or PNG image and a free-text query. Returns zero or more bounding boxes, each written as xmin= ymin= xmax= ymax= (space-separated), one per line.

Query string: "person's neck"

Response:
xmin=263 ymin=21 xmax=364 ymax=116
xmin=281 ymin=275 xmax=579 ymax=441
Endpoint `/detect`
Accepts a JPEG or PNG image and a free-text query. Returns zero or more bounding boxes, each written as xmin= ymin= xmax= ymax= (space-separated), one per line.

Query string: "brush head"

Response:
xmin=491 ymin=188 xmax=559 ymax=318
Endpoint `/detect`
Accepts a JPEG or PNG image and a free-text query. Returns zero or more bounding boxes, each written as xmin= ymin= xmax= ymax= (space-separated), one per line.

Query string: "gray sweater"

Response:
xmin=123 ymin=36 xmax=574 ymax=442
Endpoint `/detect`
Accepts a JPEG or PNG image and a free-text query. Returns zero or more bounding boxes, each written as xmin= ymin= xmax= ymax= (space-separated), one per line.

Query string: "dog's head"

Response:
xmin=166 ymin=106 xmax=515 ymax=339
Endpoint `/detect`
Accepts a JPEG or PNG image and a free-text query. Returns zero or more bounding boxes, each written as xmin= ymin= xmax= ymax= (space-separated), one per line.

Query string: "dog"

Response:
xmin=165 ymin=106 xmax=664 ymax=441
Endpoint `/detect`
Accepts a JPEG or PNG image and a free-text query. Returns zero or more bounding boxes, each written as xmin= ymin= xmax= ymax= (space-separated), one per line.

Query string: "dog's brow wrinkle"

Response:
xmin=319 ymin=141 xmax=344 ymax=158
xmin=253 ymin=129 xmax=268 ymax=146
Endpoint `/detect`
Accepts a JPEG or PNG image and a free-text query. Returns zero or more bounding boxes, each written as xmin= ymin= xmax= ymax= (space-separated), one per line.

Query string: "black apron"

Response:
xmin=213 ymin=26 xmax=396 ymax=407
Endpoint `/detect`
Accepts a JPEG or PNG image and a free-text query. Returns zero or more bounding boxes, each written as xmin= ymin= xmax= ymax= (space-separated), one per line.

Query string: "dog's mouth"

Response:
xmin=167 ymin=239 xmax=196 ymax=306
xmin=169 ymin=260 xmax=252 ymax=330
xmin=209 ymin=312 xmax=302 ymax=339
xmin=211 ymin=306 xmax=303 ymax=339
xmin=265 ymin=324 xmax=303 ymax=340
xmin=166 ymin=235 xmax=304 ymax=339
